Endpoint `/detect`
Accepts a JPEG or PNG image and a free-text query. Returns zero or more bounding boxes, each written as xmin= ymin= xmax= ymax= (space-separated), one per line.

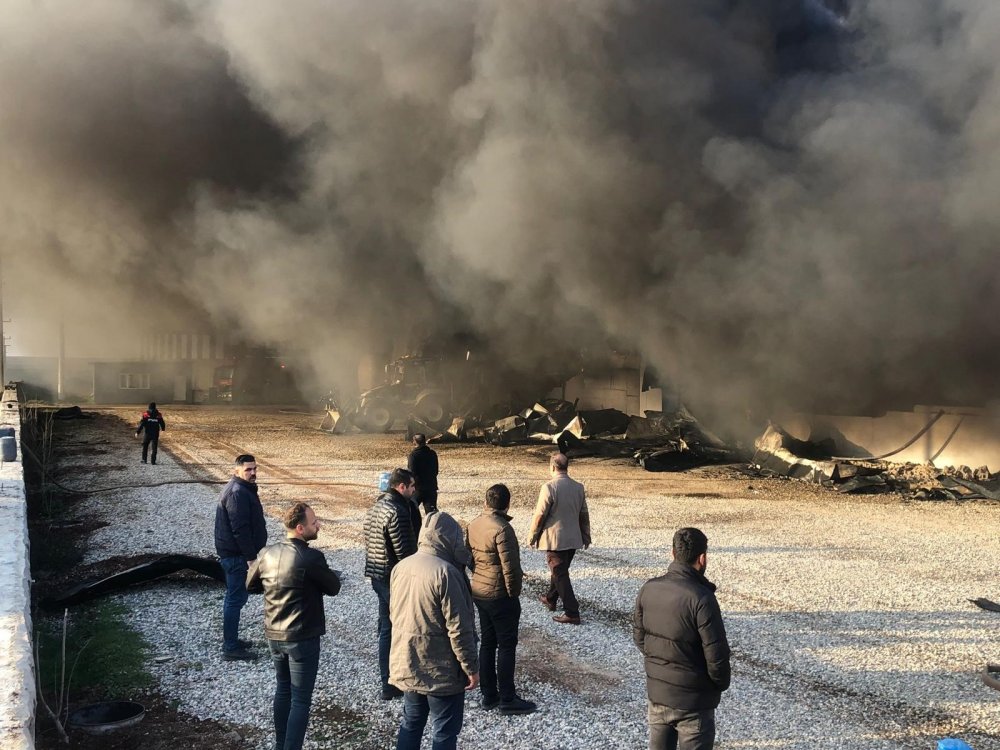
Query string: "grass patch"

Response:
xmin=35 ymin=601 xmax=152 ymax=700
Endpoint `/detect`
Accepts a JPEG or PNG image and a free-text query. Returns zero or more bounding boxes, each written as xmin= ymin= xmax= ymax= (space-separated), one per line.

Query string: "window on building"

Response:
xmin=119 ymin=373 xmax=151 ymax=389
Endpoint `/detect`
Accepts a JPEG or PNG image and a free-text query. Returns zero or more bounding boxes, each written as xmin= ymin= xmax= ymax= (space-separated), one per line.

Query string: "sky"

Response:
xmin=3 ymin=0 xmax=999 ymax=418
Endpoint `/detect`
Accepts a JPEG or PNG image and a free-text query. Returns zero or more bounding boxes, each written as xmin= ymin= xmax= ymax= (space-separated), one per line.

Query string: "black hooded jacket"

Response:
xmin=633 ymin=561 xmax=731 ymax=711
xmin=135 ymin=409 xmax=165 ymax=438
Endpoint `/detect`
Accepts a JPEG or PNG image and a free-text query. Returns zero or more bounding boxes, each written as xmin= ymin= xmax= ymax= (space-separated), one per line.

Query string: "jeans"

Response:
xmin=270 ymin=637 xmax=321 ymax=750
xmin=475 ymin=597 xmax=521 ymax=702
xmin=648 ymin=702 xmax=716 ymax=750
xmin=141 ymin=436 xmax=159 ymax=463
xmin=221 ymin=556 xmax=249 ymax=652
xmin=396 ymin=691 xmax=465 ymax=750
xmin=545 ymin=549 xmax=579 ymax=617
xmin=371 ymin=578 xmax=392 ymax=690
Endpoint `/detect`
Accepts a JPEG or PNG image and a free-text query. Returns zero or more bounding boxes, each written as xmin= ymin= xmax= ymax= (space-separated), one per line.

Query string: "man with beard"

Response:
xmin=248 ymin=502 xmax=341 ymax=750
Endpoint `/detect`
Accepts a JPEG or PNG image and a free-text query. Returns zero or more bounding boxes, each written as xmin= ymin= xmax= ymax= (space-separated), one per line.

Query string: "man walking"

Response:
xmin=633 ymin=527 xmax=731 ymax=750
xmin=214 ymin=454 xmax=267 ymax=661
xmin=134 ymin=401 xmax=166 ymax=464
xmin=390 ymin=512 xmax=479 ymax=750
xmin=529 ymin=453 xmax=590 ymax=625
xmin=407 ymin=433 xmax=439 ymax=516
xmin=247 ymin=503 xmax=341 ymax=750
xmin=364 ymin=467 xmax=420 ymax=699
xmin=466 ymin=483 xmax=536 ymax=715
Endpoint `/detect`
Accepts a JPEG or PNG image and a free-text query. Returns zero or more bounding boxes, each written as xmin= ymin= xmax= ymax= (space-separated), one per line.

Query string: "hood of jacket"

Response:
xmin=418 ymin=511 xmax=470 ymax=569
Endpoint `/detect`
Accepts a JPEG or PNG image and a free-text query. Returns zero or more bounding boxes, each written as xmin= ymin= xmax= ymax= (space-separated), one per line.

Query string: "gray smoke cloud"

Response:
xmin=4 ymin=0 xmax=998 ymax=420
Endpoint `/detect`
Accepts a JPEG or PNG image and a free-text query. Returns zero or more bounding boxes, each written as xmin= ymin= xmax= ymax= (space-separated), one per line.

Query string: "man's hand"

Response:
xmin=465 ymin=672 xmax=480 ymax=691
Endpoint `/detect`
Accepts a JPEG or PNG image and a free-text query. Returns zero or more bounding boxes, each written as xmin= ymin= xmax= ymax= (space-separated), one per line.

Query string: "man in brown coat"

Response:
xmin=466 ymin=484 xmax=537 ymax=715
xmin=529 ymin=453 xmax=591 ymax=625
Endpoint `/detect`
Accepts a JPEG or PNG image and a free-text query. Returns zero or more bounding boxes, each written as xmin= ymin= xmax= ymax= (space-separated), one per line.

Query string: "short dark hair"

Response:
xmin=235 ymin=454 xmax=256 ymax=466
xmin=550 ymin=453 xmax=569 ymax=472
xmin=390 ymin=467 xmax=413 ymax=488
xmin=283 ymin=502 xmax=311 ymax=530
xmin=485 ymin=484 xmax=511 ymax=510
xmin=413 ymin=433 xmax=426 ymax=446
xmin=148 ymin=402 xmax=157 ymax=411
xmin=672 ymin=527 xmax=708 ymax=564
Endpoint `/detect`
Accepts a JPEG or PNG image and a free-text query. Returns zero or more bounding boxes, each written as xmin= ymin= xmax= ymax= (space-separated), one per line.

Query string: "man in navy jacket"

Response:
xmin=134 ymin=402 xmax=166 ymax=464
xmin=215 ymin=454 xmax=268 ymax=661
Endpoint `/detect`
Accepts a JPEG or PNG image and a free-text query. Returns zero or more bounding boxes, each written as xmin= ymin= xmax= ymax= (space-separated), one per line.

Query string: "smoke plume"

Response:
xmin=4 ymin=0 xmax=999 ymax=419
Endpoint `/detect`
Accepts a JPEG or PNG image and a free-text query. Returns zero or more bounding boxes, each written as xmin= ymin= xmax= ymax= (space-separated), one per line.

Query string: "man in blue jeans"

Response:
xmin=363 ymin=468 xmax=420 ymax=699
xmin=247 ymin=502 xmax=341 ymax=750
xmin=214 ymin=454 xmax=268 ymax=661
xmin=389 ymin=512 xmax=478 ymax=750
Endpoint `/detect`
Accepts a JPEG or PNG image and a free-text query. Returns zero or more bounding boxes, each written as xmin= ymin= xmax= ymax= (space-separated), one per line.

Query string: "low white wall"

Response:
xmin=0 ymin=409 xmax=35 ymax=749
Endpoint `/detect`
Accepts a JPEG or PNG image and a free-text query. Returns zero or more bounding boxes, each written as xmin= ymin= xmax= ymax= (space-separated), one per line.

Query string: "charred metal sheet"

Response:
xmin=983 ymin=664 xmax=1000 ymax=692
xmin=577 ymin=409 xmax=630 ymax=437
xmin=969 ymin=598 xmax=1000 ymax=613
xmin=42 ymin=555 xmax=224 ymax=609
xmin=834 ymin=475 xmax=888 ymax=493
xmin=446 ymin=417 xmax=466 ymax=440
xmin=406 ymin=417 xmax=444 ymax=442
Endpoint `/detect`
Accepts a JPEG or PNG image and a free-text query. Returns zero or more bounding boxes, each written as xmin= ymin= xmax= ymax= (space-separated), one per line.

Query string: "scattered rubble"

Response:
xmin=750 ymin=422 xmax=999 ymax=499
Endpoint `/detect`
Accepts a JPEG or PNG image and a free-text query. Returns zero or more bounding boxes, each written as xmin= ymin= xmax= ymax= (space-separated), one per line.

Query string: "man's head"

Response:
xmin=284 ymin=502 xmax=319 ymax=541
xmin=389 ymin=467 xmax=415 ymax=499
xmin=485 ymin=483 xmax=511 ymax=512
xmin=412 ymin=433 xmax=426 ymax=447
xmin=672 ymin=527 xmax=709 ymax=572
xmin=234 ymin=454 xmax=257 ymax=483
xmin=148 ymin=402 xmax=157 ymax=412
xmin=550 ymin=453 xmax=569 ymax=475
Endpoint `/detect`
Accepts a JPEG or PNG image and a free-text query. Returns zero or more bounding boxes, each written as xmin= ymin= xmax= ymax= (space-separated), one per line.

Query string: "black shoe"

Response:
xmin=141 ymin=459 xmax=147 ymax=464
xmin=482 ymin=695 xmax=500 ymax=711
xmin=237 ymin=638 xmax=256 ymax=650
xmin=380 ymin=686 xmax=404 ymax=700
xmin=150 ymin=461 xmax=156 ymax=465
xmin=499 ymin=696 xmax=537 ymax=715
xmin=221 ymin=648 xmax=256 ymax=662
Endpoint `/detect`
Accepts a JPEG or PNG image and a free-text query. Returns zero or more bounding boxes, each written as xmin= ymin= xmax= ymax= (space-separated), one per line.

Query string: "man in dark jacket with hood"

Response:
xmin=633 ymin=527 xmax=731 ymax=750
xmin=247 ymin=502 xmax=341 ymax=750
xmin=407 ymin=433 xmax=439 ymax=516
xmin=390 ymin=511 xmax=479 ymax=750
xmin=363 ymin=467 xmax=420 ymax=699
xmin=135 ymin=401 xmax=166 ymax=464
xmin=215 ymin=454 xmax=268 ymax=661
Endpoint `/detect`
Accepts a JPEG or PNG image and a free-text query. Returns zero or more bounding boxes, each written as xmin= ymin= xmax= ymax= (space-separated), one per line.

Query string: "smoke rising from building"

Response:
xmin=3 ymin=0 xmax=998 ymax=417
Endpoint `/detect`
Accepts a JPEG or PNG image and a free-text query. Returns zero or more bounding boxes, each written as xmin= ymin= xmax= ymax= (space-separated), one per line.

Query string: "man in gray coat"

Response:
xmin=389 ymin=512 xmax=479 ymax=750
xmin=529 ymin=453 xmax=590 ymax=624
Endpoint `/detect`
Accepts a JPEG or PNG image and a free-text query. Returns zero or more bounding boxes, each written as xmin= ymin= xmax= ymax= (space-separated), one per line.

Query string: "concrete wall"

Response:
xmin=93 ymin=361 xmax=192 ymax=405
xmin=780 ymin=406 xmax=1000 ymax=471
xmin=564 ymin=368 xmax=642 ymax=416
xmin=0 ymin=395 xmax=35 ymax=748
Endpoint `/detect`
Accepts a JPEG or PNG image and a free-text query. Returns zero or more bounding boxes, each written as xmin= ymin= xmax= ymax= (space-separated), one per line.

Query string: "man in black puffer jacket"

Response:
xmin=247 ymin=502 xmax=341 ymax=750
xmin=633 ymin=527 xmax=730 ymax=750
xmin=363 ymin=467 xmax=420 ymax=700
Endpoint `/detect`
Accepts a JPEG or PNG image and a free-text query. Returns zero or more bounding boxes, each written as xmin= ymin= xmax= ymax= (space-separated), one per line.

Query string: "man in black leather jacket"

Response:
xmin=363 ymin=467 xmax=420 ymax=700
xmin=407 ymin=433 xmax=439 ymax=515
xmin=247 ymin=502 xmax=341 ymax=750
xmin=633 ymin=527 xmax=731 ymax=750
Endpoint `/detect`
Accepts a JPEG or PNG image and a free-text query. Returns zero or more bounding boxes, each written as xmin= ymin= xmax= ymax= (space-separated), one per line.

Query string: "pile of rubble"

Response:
xmin=406 ymin=401 xmax=744 ymax=472
xmin=750 ymin=423 xmax=1000 ymax=499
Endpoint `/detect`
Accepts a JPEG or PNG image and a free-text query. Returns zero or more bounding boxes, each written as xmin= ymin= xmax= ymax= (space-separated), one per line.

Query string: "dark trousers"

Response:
xmin=648 ymin=702 xmax=716 ymax=750
xmin=371 ymin=578 xmax=392 ymax=690
xmin=141 ymin=436 xmax=159 ymax=463
xmin=544 ymin=549 xmax=579 ymax=617
xmin=474 ymin=597 xmax=521 ymax=702
xmin=220 ymin=556 xmax=249 ymax=652
xmin=396 ymin=691 xmax=465 ymax=750
xmin=415 ymin=488 xmax=438 ymax=515
xmin=270 ymin=637 xmax=321 ymax=750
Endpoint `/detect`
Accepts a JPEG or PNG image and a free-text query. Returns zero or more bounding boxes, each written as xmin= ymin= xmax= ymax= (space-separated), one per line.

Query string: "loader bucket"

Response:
xmin=320 ymin=408 xmax=345 ymax=433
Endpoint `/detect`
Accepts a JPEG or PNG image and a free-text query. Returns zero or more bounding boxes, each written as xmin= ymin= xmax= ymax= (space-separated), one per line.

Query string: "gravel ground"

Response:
xmin=50 ymin=407 xmax=1000 ymax=749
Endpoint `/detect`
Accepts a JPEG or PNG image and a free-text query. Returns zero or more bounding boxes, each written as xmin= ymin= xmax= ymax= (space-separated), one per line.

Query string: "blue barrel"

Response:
xmin=0 ymin=427 xmax=14 ymax=438
xmin=938 ymin=740 xmax=974 ymax=750
xmin=1 ymin=436 xmax=16 ymax=461
xmin=378 ymin=471 xmax=391 ymax=492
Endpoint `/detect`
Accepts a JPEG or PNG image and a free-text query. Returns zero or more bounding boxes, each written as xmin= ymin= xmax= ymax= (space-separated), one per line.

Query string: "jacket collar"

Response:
xmin=284 ymin=536 xmax=309 ymax=548
xmin=232 ymin=476 xmax=259 ymax=493
xmin=487 ymin=509 xmax=513 ymax=522
xmin=666 ymin=560 xmax=717 ymax=592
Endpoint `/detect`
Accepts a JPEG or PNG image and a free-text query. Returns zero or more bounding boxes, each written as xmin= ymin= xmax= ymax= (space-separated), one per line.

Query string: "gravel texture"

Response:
xmin=50 ymin=407 xmax=1000 ymax=749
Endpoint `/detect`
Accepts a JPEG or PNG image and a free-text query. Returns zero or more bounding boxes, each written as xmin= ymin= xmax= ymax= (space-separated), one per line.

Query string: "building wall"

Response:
xmin=564 ymin=368 xmax=642 ymax=415
xmin=5 ymin=356 xmax=92 ymax=402
xmin=93 ymin=361 xmax=193 ymax=405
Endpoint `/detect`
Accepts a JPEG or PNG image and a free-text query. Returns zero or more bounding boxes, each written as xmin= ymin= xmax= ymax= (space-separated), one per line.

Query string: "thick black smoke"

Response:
xmin=5 ymin=0 xmax=998 ymax=418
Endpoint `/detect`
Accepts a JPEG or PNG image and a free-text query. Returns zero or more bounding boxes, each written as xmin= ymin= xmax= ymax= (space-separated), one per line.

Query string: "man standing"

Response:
xmin=407 ymin=433 xmax=439 ymax=516
xmin=214 ymin=454 xmax=267 ymax=661
xmin=633 ymin=527 xmax=731 ymax=750
xmin=247 ymin=502 xmax=341 ymax=750
xmin=529 ymin=453 xmax=590 ymax=625
xmin=134 ymin=401 xmax=166 ymax=464
xmin=466 ymin=483 xmax=536 ymax=715
xmin=364 ymin=467 xmax=420 ymax=699
xmin=390 ymin=512 xmax=479 ymax=750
